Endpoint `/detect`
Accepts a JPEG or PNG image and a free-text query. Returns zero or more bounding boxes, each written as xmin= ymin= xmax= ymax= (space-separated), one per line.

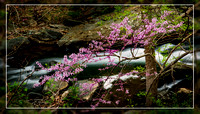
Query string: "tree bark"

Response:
xmin=144 ymin=42 xmax=158 ymax=106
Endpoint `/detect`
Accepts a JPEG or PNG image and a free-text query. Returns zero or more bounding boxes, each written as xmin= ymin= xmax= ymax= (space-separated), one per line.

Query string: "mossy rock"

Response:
xmin=43 ymin=78 xmax=68 ymax=94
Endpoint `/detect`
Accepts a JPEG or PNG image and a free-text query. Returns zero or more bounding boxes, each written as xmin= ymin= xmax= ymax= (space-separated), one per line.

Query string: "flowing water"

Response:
xmin=5 ymin=43 xmax=198 ymax=93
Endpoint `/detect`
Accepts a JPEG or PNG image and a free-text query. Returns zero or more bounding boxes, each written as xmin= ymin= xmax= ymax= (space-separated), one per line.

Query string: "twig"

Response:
xmin=7 ymin=70 xmax=35 ymax=106
xmin=162 ymin=33 xmax=193 ymax=67
xmin=12 ymin=6 xmax=20 ymax=23
xmin=146 ymin=50 xmax=193 ymax=96
xmin=36 ymin=6 xmax=55 ymax=22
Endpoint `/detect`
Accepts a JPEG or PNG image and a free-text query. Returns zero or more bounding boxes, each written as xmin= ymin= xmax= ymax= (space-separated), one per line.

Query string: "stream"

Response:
xmin=5 ymin=43 xmax=198 ymax=94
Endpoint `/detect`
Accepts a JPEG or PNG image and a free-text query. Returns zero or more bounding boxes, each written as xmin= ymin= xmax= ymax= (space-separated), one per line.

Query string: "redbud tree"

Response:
xmin=34 ymin=6 xmax=192 ymax=107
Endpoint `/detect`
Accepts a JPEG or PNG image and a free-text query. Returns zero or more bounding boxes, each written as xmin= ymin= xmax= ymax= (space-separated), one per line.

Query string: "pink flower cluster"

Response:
xmin=91 ymin=93 xmax=112 ymax=109
xmin=33 ymin=10 xmax=184 ymax=108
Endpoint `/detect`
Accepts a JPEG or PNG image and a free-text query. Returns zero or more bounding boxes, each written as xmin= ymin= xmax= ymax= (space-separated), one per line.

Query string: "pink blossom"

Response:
xmin=34 ymin=13 xmax=185 ymax=109
xmin=107 ymin=101 xmax=111 ymax=104
xmin=115 ymin=100 xmax=120 ymax=105
xmin=152 ymin=17 xmax=157 ymax=23
xmin=125 ymin=89 xmax=129 ymax=94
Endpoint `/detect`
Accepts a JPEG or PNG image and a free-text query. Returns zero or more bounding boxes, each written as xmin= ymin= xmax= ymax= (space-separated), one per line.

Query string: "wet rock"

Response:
xmin=65 ymin=79 xmax=99 ymax=100
xmin=28 ymin=28 xmax=63 ymax=44
xmin=57 ymin=7 xmax=140 ymax=49
xmin=7 ymin=36 xmax=30 ymax=53
xmin=61 ymin=91 xmax=69 ymax=100
xmin=28 ymin=92 xmax=43 ymax=99
xmin=31 ymin=28 xmax=63 ymax=40
xmin=43 ymin=78 xmax=68 ymax=93
xmin=100 ymin=77 xmax=145 ymax=107
xmin=178 ymin=88 xmax=193 ymax=94
xmin=57 ymin=24 xmax=111 ymax=47
xmin=63 ymin=19 xmax=84 ymax=27
xmin=49 ymin=24 xmax=68 ymax=30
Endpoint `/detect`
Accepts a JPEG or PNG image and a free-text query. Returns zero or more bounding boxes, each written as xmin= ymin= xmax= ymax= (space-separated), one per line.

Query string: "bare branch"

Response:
xmin=7 ymin=70 xmax=35 ymax=106
xmin=147 ymin=50 xmax=193 ymax=96
xmin=162 ymin=33 xmax=193 ymax=67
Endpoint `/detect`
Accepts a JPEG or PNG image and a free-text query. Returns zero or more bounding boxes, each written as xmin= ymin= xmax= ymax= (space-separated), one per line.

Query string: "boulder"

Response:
xmin=57 ymin=24 xmax=111 ymax=47
xmin=27 ymin=92 xmax=43 ymax=99
xmin=178 ymin=88 xmax=193 ymax=94
xmin=43 ymin=78 xmax=68 ymax=94
xmin=49 ymin=24 xmax=68 ymax=30
xmin=62 ymin=79 xmax=99 ymax=101
xmin=105 ymin=78 xmax=145 ymax=97
xmin=97 ymin=76 xmax=145 ymax=107
xmin=7 ymin=36 xmax=30 ymax=53
xmin=28 ymin=28 xmax=63 ymax=44
xmin=63 ymin=18 xmax=83 ymax=27
xmin=61 ymin=90 xmax=69 ymax=100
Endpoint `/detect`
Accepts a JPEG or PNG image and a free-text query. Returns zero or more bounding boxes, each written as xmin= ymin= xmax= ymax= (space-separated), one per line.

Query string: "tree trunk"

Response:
xmin=144 ymin=42 xmax=158 ymax=106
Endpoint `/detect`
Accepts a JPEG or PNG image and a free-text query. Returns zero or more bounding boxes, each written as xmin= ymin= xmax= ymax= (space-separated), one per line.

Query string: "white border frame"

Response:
xmin=5 ymin=4 xmax=194 ymax=110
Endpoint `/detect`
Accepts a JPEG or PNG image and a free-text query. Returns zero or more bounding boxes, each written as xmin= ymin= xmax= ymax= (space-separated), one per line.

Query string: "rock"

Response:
xmin=7 ymin=36 xmax=30 ymax=52
xmin=66 ymin=79 xmax=99 ymax=100
xmin=100 ymin=77 xmax=145 ymax=107
xmin=28 ymin=28 xmax=63 ymax=44
xmin=31 ymin=28 xmax=63 ymax=41
xmin=63 ymin=19 xmax=83 ymax=27
xmin=57 ymin=24 xmax=111 ymax=47
xmin=49 ymin=24 xmax=68 ymax=30
xmin=61 ymin=90 xmax=69 ymax=100
xmin=57 ymin=7 xmax=141 ymax=49
xmin=27 ymin=92 xmax=43 ymax=99
xmin=43 ymin=78 xmax=68 ymax=93
xmin=178 ymin=88 xmax=193 ymax=94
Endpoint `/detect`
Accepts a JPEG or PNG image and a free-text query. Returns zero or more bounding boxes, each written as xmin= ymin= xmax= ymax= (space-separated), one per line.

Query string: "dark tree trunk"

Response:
xmin=144 ymin=41 xmax=158 ymax=106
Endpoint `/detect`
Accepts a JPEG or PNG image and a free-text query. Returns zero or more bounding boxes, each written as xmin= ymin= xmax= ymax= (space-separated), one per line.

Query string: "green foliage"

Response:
xmin=153 ymin=92 xmax=193 ymax=107
xmin=133 ymin=66 xmax=145 ymax=72
xmin=125 ymin=91 xmax=147 ymax=107
xmin=189 ymin=46 xmax=193 ymax=51
xmin=126 ymin=98 xmax=135 ymax=107
xmin=185 ymin=75 xmax=192 ymax=81
xmin=102 ymin=16 xmax=111 ymax=21
xmin=114 ymin=6 xmax=123 ymax=12
xmin=62 ymin=85 xmax=80 ymax=107
xmin=44 ymin=79 xmax=59 ymax=97
xmin=136 ymin=91 xmax=147 ymax=97
xmin=7 ymin=81 xmax=29 ymax=107
xmin=97 ymin=6 xmax=138 ymax=27
xmin=62 ymin=95 xmax=79 ymax=107
xmin=96 ymin=20 xmax=104 ymax=26
xmin=68 ymin=86 xmax=80 ymax=99
xmin=45 ymin=100 xmax=53 ymax=105
xmin=45 ymin=91 xmax=52 ymax=96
